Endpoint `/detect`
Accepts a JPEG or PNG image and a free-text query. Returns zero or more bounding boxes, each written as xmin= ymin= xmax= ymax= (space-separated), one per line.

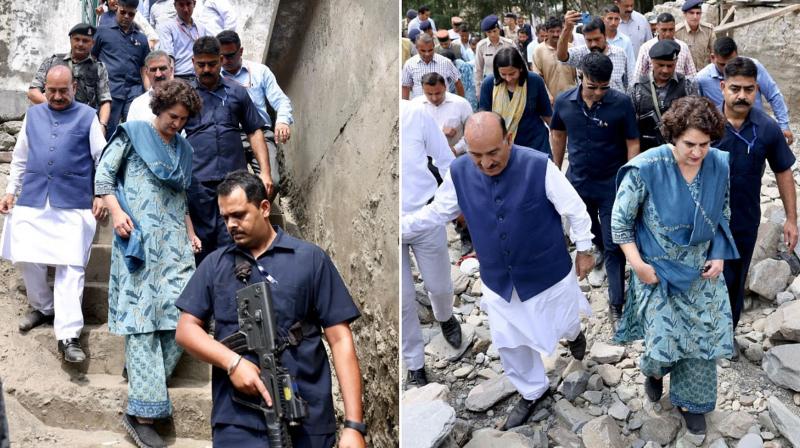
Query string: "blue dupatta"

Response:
xmin=616 ymin=144 xmax=739 ymax=296
xmin=106 ymin=121 xmax=193 ymax=272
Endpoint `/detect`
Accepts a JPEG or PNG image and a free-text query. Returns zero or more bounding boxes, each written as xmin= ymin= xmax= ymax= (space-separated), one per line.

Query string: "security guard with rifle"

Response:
xmin=175 ymin=170 xmax=366 ymax=447
xmin=628 ymin=39 xmax=697 ymax=151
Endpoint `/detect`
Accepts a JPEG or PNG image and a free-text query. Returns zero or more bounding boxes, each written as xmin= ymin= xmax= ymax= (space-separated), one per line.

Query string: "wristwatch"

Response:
xmin=343 ymin=419 xmax=367 ymax=436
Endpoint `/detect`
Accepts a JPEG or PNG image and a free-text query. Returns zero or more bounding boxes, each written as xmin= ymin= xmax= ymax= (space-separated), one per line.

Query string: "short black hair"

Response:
xmin=193 ymin=36 xmax=220 ymax=56
xmin=656 ymin=12 xmax=675 ymax=23
xmin=117 ymin=0 xmax=139 ymax=8
xmin=217 ymin=170 xmax=267 ymax=206
xmin=458 ymin=23 xmax=469 ymax=32
xmin=440 ymin=49 xmax=456 ymax=62
xmin=580 ymin=52 xmax=613 ymax=83
xmin=713 ymin=36 xmax=737 ymax=57
xmin=519 ymin=27 xmax=530 ymax=35
xmin=603 ymin=4 xmax=620 ymax=14
xmin=492 ymin=47 xmax=528 ymax=86
xmin=418 ymin=5 xmax=430 ymax=14
xmin=216 ymin=30 xmax=241 ymax=48
xmin=545 ymin=16 xmax=563 ymax=30
xmin=421 ymin=72 xmax=445 ymax=87
xmin=505 ymin=12 xmax=517 ymax=19
xmin=582 ymin=17 xmax=606 ymax=35
xmin=534 ymin=24 xmax=544 ymax=34
xmin=724 ymin=56 xmax=757 ymax=80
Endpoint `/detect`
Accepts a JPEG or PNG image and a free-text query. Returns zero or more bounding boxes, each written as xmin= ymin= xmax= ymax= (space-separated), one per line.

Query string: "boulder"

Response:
xmin=788 ymin=276 xmax=800 ymax=298
xmin=736 ymin=433 xmax=763 ymax=448
xmin=553 ymin=398 xmax=591 ymax=432
xmin=403 ymin=383 xmax=450 ymax=405
xmin=767 ymin=396 xmax=800 ymax=447
xmin=748 ymin=259 xmax=791 ymax=301
xmin=588 ymin=341 xmax=625 ymax=364
xmin=750 ymin=222 xmax=783 ymax=266
xmin=0 ymin=132 xmax=15 ymax=152
xmin=639 ymin=415 xmax=681 ymax=445
xmin=463 ymin=428 xmax=539 ymax=448
xmin=401 ymin=400 xmax=456 ymax=448
xmin=470 ymin=278 xmax=483 ymax=296
xmin=425 ymin=324 xmax=475 ymax=362
xmin=465 ymin=375 xmax=516 ymax=412
xmin=0 ymin=121 xmax=22 ymax=136
xmin=764 ymin=301 xmax=800 ymax=341
xmin=581 ymin=415 xmax=626 ymax=448
xmin=718 ymin=411 xmax=757 ymax=439
xmin=451 ymin=265 xmax=470 ymax=295
xmin=762 ymin=343 xmax=800 ymax=391
xmin=776 ymin=291 xmax=795 ymax=306
xmin=559 ymin=370 xmax=590 ymax=401
xmin=596 ymin=364 xmax=622 ymax=386
xmin=548 ymin=424 xmax=583 ymax=448
xmin=608 ymin=400 xmax=630 ymax=421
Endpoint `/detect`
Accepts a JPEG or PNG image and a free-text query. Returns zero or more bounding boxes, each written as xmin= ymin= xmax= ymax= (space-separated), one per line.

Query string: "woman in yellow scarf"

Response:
xmin=479 ymin=47 xmax=553 ymax=155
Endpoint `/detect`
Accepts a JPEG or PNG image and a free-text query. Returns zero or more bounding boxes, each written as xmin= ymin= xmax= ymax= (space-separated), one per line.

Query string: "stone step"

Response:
xmin=11 ymin=372 xmax=213 ymax=440
xmin=85 ymin=243 xmax=112 ymax=284
xmin=81 ymin=281 xmax=109 ymax=325
xmin=93 ymin=216 xmax=113 ymax=245
xmin=28 ymin=324 xmax=211 ymax=382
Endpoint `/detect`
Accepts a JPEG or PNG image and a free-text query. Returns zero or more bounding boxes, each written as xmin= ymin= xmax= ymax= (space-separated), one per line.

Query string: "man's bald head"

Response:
xmin=464 ymin=112 xmax=513 ymax=176
xmin=44 ymin=65 xmax=76 ymax=111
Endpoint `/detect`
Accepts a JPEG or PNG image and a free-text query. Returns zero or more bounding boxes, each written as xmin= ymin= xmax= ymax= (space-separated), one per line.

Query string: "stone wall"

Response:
xmin=265 ymin=1 xmax=399 ymax=446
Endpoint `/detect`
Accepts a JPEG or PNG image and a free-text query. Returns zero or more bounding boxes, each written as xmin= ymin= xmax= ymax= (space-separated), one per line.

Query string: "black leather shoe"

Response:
xmin=58 ymin=338 xmax=86 ymax=363
xmin=18 ymin=310 xmax=53 ymax=332
xmin=679 ymin=408 xmax=707 ymax=435
xmin=609 ymin=304 xmax=623 ymax=321
xmin=568 ymin=331 xmax=587 ymax=361
xmin=407 ymin=368 xmax=428 ymax=387
xmin=440 ymin=315 xmax=463 ymax=348
xmin=731 ymin=340 xmax=741 ymax=362
xmin=502 ymin=391 xmax=550 ymax=430
xmin=122 ymin=414 xmax=166 ymax=448
xmin=644 ymin=376 xmax=663 ymax=402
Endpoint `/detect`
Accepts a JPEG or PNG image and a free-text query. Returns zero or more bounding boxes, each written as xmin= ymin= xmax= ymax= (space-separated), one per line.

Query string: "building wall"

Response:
xmin=265 ymin=1 xmax=399 ymax=446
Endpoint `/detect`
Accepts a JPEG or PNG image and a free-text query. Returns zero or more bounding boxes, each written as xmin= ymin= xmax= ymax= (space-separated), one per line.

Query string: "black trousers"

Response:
xmin=722 ymin=234 xmax=757 ymax=330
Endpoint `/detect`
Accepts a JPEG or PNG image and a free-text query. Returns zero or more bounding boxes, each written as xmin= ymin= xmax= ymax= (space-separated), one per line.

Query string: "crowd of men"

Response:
xmin=401 ymin=0 xmax=796 ymax=432
xmin=0 ymin=0 xmax=370 ymax=447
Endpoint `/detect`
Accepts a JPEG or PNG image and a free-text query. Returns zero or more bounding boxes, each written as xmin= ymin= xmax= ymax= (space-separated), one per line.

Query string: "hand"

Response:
xmin=338 ymin=428 xmax=366 ymax=448
xmin=633 ymin=261 xmax=659 ymax=285
xmin=784 ymin=219 xmax=798 ymax=253
xmin=275 ymin=122 xmax=291 ymax=144
xmin=189 ymin=234 xmax=202 ymax=253
xmin=260 ymin=173 xmax=275 ymax=201
xmin=92 ymin=197 xmax=108 ymax=221
xmin=563 ymin=10 xmax=581 ymax=30
xmin=0 ymin=194 xmax=15 ymax=214
xmin=575 ymin=252 xmax=595 ymax=280
xmin=111 ymin=210 xmax=135 ymax=239
xmin=701 ymin=259 xmax=724 ymax=279
xmin=442 ymin=126 xmax=457 ymax=138
xmin=229 ymin=357 xmax=273 ymax=407
xmin=783 ymin=129 xmax=794 ymax=146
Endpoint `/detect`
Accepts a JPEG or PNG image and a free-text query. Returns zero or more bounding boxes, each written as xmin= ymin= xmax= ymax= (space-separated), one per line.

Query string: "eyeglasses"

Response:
xmin=584 ymin=84 xmax=611 ymax=91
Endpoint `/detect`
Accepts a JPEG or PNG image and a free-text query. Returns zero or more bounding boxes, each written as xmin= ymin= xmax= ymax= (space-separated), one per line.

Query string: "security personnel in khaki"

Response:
xmin=675 ymin=0 xmax=716 ymax=71
xmin=474 ymin=14 xmax=516 ymax=98
xmin=28 ymin=23 xmax=112 ymax=134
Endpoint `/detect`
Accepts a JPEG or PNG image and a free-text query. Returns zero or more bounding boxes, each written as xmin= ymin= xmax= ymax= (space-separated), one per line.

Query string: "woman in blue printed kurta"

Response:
xmin=611 ymin=97 xmax=739 ymax=435
xmin=95 ymin=80 xmax=203 ymax=447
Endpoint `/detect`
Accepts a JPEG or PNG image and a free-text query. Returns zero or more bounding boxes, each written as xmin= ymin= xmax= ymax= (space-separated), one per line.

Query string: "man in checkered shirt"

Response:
xmin=556 ymin=13 xmax=631 ymax=93
xmin=402 ymin=34 xmax=464 ymax=100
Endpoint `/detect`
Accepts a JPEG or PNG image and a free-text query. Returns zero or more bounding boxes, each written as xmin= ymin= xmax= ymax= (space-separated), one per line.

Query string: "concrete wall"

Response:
xmin=265 ymin=1 xmax=399 ymax=446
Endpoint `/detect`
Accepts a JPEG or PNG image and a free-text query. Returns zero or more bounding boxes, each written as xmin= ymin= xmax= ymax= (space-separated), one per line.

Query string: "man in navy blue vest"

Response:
xmin=402 ymin=111 xmax=595 ymax=430
xmin=0 ymin=65 xmax=108 ymax=363
xmin=551 ymin=52 xmax=640 ymax=321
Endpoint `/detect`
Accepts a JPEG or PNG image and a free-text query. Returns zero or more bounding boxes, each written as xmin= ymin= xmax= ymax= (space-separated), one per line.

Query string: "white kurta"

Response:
xmin=0 ymin=114 xmax=106 ymax=267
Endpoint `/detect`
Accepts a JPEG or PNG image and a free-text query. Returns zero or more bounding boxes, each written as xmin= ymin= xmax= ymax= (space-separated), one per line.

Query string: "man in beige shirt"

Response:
xmin=475 ymin=14 xmax=516 ymax=98
xmin=531 ymin=16 xmax=577 ymax=103
xmin=675 ymin=0 xmax=716 ymax=71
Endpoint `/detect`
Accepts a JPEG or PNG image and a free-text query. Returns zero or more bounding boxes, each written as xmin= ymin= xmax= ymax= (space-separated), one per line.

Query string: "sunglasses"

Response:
xmin=584 ymin=84 xmax=611 ymax=91
xmin=118 ymin=9 xmax=136 ymax=17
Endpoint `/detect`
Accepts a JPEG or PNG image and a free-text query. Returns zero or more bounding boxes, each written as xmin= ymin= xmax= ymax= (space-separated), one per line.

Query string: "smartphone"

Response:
xmin=581 ymin=12 xmax=592 ymax=25
xmin=702 ymin=265 xmax=711 ymax=273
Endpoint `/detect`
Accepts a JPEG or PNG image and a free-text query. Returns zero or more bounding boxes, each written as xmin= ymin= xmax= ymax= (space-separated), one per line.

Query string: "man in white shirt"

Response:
xmin=401 ymin=100 xmax=462 ymax=388
xmin=197 ymin=0 xmax=237 ymax=36
xmin=615 ymin=0 xmax=653 ymax=56
xmin=603 ymin=4 xmax=636 ymax=76
xmin=411 ymin=73 xmax=472 ymax=155
xmin=126 ymin=50 xmax=174 ymax=122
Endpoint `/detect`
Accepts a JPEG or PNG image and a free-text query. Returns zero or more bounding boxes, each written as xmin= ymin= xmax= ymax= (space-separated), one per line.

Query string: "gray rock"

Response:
xmin=0 ymin=132 xmax=15 ymax=152
xmin=718 ymin=411 xmax=757 ymax=439
xmin=631 ymin=440 xmax=646 ymax=448
xmin=463 ymin=428 xmax=539 ymax=448
xmin=450 ymin=418 xmax=472 ymax=446
xmin=758 ymin=411 xmax=777 ymax=433
xmin=470 ymin=278 xmax=483 ymax=296
xmin=736 ymin=433 xmax=763 ymax=448
xmin=587 ymin=373 xmax=604 ymax=391
xmin=588 ymin=268 xmax=606 ymax=287
xmin=425 ymin=324 xmax=475 ymax=362
xmin=582 ymin=390 xmax=603 ymax=405
xmin=788 ymin=276 xmax=800 ymax=298
xmin=676 ymin=432 xmax=706 ymax=447
xmin=403 ymin=383 xmax=450 ymax=405
xmin=561 ymin=358 xmax=586 ymax=379
xmin=401 ymin=400 xmax=456 ymax=448
xmin=643 ymin=442 xmax=661 ymax=448
xmin=596 ymin=364 xmax=623 ymax=386
xmin=750 ymin=222 xmax=783 ymax=266
xmin=0 ymin=121 xmax=23 ymax=136
xmin=640 ymin=415 xmax=681 ymax=445
xmin=477 ymin=368 xmax=499 ymax=380
xmin=628 ymin=417 xmax=643 ymax=430
xmin=608 ymin=401 xmax=630 ymax=421
xmin=748 ymin=259 xmax=792 ymax=301
xmin=553 ymin=398 xmax=591 ymax=432
xmin=615 ymin=384 xmax=638 ymax=403
xmin=745 ymin=344 xmax=765 ymax=363
xmin=465 ymin=375 xmax=517 ymax=412
xmin=777 ymin=291 xmax=796 ymax=305
xmin=451 ymin=265 xmax=470 ymax=295
xmin=764 ymin=301 xmax=800 ymax=341
xmin=530 ymin=407 xmax=551 ymax=423
xmin=453 ymin=365 xmax=474 ymax=378
xmin=589 ymin=341 xmax=625 ymax=364
xmin=762 ymin=343 xmax=800 ymax=391
xmin=708 ymin=439 xmax=729 ymax=448
xmin=415 ymin=282 xmax=431 ymax=307
xmin=507 ymin=426 xmax=548 ymax=447
xmin=767 ymin=396 xmax=800 ymax=447
xmin=560 ymin=370 xmax=590 ymax=401
xmin=548 ymin=425 xmax=582 ymax=448
xmin=581 ymin=415 xmax=626 ymax=448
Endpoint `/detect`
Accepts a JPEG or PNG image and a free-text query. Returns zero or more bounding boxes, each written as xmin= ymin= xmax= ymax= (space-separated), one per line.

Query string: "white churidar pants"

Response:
xmin=401 ymin=225 xmax=454 ymax=371
xmin=17 ymin=262 xmax=85 ymax=340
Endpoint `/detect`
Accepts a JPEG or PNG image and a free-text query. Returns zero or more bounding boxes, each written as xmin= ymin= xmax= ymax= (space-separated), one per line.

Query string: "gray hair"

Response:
xmin=144 ymin=50 xmax=172 ymax=67
xmin=416 ymin=33 xmax=435 ymax=46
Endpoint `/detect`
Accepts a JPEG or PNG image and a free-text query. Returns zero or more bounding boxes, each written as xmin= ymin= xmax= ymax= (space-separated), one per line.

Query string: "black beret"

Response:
xmin=69 ymin=23 xmax=97 ymax=37
xmin=649 ymin=39 xmax=681 ymax=61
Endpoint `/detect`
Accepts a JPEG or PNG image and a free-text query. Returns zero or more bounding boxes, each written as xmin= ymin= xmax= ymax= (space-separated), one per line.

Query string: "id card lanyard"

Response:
xmin=730 ymin=123 xmax=758 ymax=155
xmin=255 ymin=263 xmax=278 ymax=285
